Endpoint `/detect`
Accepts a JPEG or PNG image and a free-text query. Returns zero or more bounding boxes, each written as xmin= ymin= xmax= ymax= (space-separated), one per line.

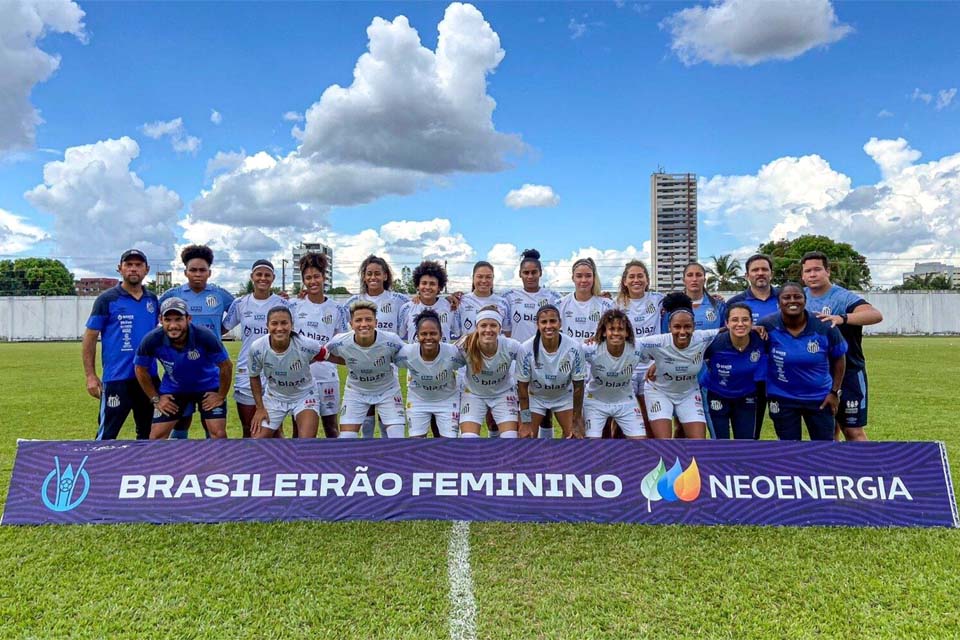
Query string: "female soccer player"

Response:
xmin=701 ymin=303 xmax=766 ymax=440
xmin=678 ymin=261 xmax=725 ymax=330
xmin=290 ymin=252 xmax=342 ymax=438
xmin=398 ymin=260 xmax=460 ymax=342
xmin=248 ymin=307 xmax=326 ymax=439
xmin=758 ymin=283 xmax=846 ymax=441
xmin=340 ymin=255 xmax=409 ymax=438
xmin=324 ymin=301 xmax=407 ymax=438
xmin=458 ymin=260 xmax=511 ymax=336
xmin=223 ymin=260 xmax=288 ymax=438
xmin=558 ymin=257 xmax=614 ymax=342
xmin=581 ymin=309 xmax=646 ymax=439
xmin=640 ymin=294 xmax=723 ymax=439
xmin=458 ymin=307 xmax=522 ymax=438
xmin=516 ymin=305 xmax=586 ymax=438
xmin=616 ymin=260 xmax=664 ymax=433
xmin=395 ymin=310 xmax=466 ymax=437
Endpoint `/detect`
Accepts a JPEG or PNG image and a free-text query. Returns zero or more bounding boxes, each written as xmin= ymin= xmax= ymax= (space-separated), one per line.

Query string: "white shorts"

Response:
xmin=584 ymin=397 xmax=645 ymax=437
xmin=459 ymin=390 xmax=519 ymax=426
xmin=313 ymin=379 xmax=340 ymax=417
xmin=339 ymin=387 xmax=406 ymax=427
xmin=644 ymin=387 xmax=704 ymax=423
xmin=406 ymin=395 xmax=460 ymax=437
xmin=631 ymin=371 xmax=648 ymax=397
xmin=234 ymin=366 xmax=256 ymax=405
xmin=529 ymin=393 xmax=573 ymax=414
xmin=261 ymin=393 xmax=319 ymax=431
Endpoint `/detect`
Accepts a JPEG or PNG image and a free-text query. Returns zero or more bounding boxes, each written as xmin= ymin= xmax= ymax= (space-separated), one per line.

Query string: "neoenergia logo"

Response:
xmin=641 ymin=457 xmax=700 ymax=512
xmin=41 ymin=456 xmax=90 ymax=512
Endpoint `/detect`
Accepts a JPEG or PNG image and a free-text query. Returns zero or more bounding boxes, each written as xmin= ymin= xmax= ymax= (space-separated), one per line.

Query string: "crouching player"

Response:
xmin=324 ymin=301 xmax=407 ymax=438
xmin=134 ymin=297 xmax=232 ymax=439
xmin=516 ymin=305 xmax=586 ymax=438
xmin=248 ymin=306 xmax=328 ymax=439
xmin=395 ymin=310 xmax=467 ymax=437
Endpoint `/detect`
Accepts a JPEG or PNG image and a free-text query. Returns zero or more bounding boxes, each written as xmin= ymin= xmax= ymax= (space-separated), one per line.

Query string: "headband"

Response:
xmin=251 ymin=259 xmax=275 ymax=274
xmin=476 ymin=309 xmax=502 ymax=325
xmin=668 ymin=309 xmax=694 ymax=324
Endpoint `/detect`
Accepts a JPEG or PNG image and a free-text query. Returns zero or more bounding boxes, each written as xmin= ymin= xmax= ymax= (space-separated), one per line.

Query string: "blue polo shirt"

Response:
xmin=86 ymin=285 xmax=159 ymax=382
xmin=134 ymin=325 xmax=228 ymax=394
xmin=660 ymin=297 xmax=726 ymax=333
xmin=759 ymin=312 xmax=847 ymax=403
xmin=702 ymin=332 xmax=767 ymax=399
xmin=727 ymin=287 xmax=780 ymax=324
xmin=159 ymin=284 xmax=234 ymax=343
xmin=805 ymin=284 xmax=868 ymax=372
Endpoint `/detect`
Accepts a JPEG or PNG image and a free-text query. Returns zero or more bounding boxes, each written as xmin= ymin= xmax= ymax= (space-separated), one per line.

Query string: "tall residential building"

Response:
xmin=650 ymin=172 xmax=698 ymax=291
xmin=292 ymin=242 xmax=334 ymax=292
xmin=902 ymin=262 xmax=960 ymax=288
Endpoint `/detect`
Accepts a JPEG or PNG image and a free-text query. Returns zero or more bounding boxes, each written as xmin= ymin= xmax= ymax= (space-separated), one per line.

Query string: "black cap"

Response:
xmin=160 ymin=297 xmax=188 ymax=316
xmin=251 ymin=259 xmax=275 ymax=273
xmin=120 ymin=249 xmax=148 ymax=264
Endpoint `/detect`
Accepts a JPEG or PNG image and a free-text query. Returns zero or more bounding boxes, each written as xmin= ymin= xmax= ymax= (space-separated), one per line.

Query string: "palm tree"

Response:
xmin=705 ymin=255 xmax=745 ymax=292
xmin=893 ymin=273 xmax=954 ymax=290
xmin=830 ymin=260 xmax=870 ymax=290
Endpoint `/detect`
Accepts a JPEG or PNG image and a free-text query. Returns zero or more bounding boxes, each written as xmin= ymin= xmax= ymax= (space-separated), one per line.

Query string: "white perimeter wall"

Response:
xmin=2 ymin=292 xmax=960 ymax=341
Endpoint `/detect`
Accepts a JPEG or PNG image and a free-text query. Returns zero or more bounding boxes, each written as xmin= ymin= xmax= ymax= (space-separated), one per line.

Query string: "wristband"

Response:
xmin=520 ymin=409 xmax=533 ymax=423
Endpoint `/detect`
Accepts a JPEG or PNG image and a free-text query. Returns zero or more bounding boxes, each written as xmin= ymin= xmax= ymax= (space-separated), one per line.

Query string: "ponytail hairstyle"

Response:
xmin=519 ymin=248 xmax=543 ymax=274
xmin=572 ymin=257 xmax=602 ymax=297
xmin=463 ymin=305 xmax=501 ymax=374
xmin=592 ymin=308 xmax=635 ymax=346
xmin=359 ymin=255 xmax=393 ymax=293
xmin=532 ymin=304 xmax=561 ymax=367
xmin=662 ymin=291 xmax=695 ymax=327
xmin=617 ymin=259 xmax=650 ymax=307
xmin=267 ymin=305 xmax=293 ymax=323
xmin=471 ymin=260 xmax=495 ymax=292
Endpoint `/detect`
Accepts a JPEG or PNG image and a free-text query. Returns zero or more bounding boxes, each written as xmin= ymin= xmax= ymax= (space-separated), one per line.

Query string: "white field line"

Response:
xmin=447 ymin=520 xmax=477 ymax=640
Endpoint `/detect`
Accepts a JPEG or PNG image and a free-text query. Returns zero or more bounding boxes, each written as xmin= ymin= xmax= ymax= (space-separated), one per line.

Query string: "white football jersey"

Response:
xmin=618 ymin=292 xmax=664 ymax=377
xmin=291 ymin=296 xmax=341 ymax=383
xmin=223 ymin=294 xmax=288 ymax=373
xmin=557 ymin=294 xmax=614 ymax=343
xmin=339 ymin=290 xmax=409 ymax=333
xmin=460 ymin=335 xmax=522 ymax=398
xmin=582 ymin=341 xmax=645 ymax=404
xmin=502 ymin=288 xmax=562 ymax=343
xmin=248 ymin=333 xmax=323 ymax=401
xmin=458 ymin=292 xmax=511 ymax=335
xmin=637 ymin=330 xmax=720 ymax=401
xmin=397 ymin=299 xmax=461 ymax=343
xmin=395 ymin=342 xmax=466 ymax=402
xmin=515 ymin=336 xmax=586 ymax=400
xmin=325 ymin=330 xmax=404 ymax=395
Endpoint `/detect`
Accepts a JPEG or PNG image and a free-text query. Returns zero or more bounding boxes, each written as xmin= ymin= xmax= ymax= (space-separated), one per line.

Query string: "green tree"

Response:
xmin=705 ymin=254 xmax=744 ymax=291
xmin=0 ymin=258 xmax=76 ymax=296
xmin=757 ymin=235 xmax=871 ymax=289
xmin=328 ymin=286 xmax=351 ymax=295
xmin=394 ymin=266 xmax=417 ymax=294
xmin=891 ymin=273 xmax=954 ymax=291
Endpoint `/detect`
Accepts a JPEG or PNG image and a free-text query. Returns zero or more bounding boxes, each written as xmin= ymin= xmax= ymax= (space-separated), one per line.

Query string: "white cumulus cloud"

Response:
xmin=24 ymin=137 xmax=183 ymax=274
xmin=0 ymin=207 xmax=49 ymax=253
xmin=210 ymin=109 xmax=222 ymax=125
xmin=662 ymin=0 xmax=852 ymax=66
xmin=140 ymin=117 xmax=201 ymax=154
xmin=0 ymin=0 xmax=86 ymax=153
xmin=504 ymin=184 xmax=560 ymax=209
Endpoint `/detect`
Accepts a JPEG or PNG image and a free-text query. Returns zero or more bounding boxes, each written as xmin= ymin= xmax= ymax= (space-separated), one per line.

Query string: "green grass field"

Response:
xmin=1 ymin=338 xmax=959 ymax=639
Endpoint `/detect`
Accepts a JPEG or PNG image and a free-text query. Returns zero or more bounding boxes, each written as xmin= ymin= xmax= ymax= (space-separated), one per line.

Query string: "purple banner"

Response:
xmin=2 ymin=439 xmax=957 ymax=527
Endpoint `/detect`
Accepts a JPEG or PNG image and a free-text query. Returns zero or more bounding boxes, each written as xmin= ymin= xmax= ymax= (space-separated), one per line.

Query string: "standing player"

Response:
xmin=615 ymin=260 xmax=663 ymax=434
xmin=248 ymin=306 xmax=326 ymax=439
xmin=398 ymin=260 xmax=460 ymax=342
xmin=324 ymin=301 xmax=406 ymax=438
xmin=801 ymin=251 xmax=883 ymax=442
xmin=82 ymin=249 xmax=160 ymax=440
xmin=516 ymin=305 xmax=586 ymax=439
xmin=159 ymin=244 xmax=234 ymax=439
xmin=339 ymin=255 xmax=409 ymax=439
xmin=291 ymin=252 xmax=342 ymax=439
xmin=134 ymin=298 xmax=232 ymax=440
xmin=503 ymin=249 xmax=562 ymax=438
xmin=581 ymin=309 xmax=646 ymax=439
xmin=726 ymin=253 xmax=779 ymax=439
xmin=223 ymin=260 xmax=288 ymax=438
xmin=673 ymin=262 xmax=725 ymax=331
xmin=395 ymin=310 xmax=467 ymax=438
xmin=558 ymin=257 xmax=614 ymax=343
xmin=458 ymin=307 xmax=522 ymax=438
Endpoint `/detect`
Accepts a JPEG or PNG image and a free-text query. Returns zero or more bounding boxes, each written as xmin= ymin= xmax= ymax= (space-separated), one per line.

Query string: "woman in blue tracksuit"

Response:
xmin=701 ymin=302 xmax=766 ymax=440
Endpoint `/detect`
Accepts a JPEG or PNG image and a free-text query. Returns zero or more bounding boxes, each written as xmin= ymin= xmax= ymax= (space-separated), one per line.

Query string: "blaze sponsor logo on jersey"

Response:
xmin=513 ymin=310 xmax=522 ymax=323
xmin=463 ymin=319 xmax=473 ymax=330
xmin=807 ymin=340 xmax=820 ymax=354
xmin=641 ymin=457 xmax=701 ymax=511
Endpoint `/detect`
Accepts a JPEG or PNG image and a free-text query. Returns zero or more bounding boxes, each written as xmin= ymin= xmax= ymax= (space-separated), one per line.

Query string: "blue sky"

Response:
xmin=1 ymin=0 xmax=958 ymax=289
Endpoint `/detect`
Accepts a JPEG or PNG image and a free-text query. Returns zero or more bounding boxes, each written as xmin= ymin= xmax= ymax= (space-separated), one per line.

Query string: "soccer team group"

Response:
xmin=82 ymin=244 xmax=882 ymax=443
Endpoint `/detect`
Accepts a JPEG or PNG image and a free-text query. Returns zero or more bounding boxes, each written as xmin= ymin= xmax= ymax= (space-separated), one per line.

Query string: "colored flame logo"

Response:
xmin=640 ymin=457 xmax=701 ymax=512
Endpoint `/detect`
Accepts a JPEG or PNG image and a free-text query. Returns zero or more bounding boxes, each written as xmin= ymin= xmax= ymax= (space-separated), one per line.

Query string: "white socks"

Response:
xmin=538 ymin=426 xmax=554 ymax=439
xmin=338 ymin=431 xmax=359 ymax=439
xmin=499 ymin=430 xmax=518 ymax=439
xmin=460 ymin=432 xmax=481 ymax=438
xmin=385 ymin=424 xmax=406 ymax=438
